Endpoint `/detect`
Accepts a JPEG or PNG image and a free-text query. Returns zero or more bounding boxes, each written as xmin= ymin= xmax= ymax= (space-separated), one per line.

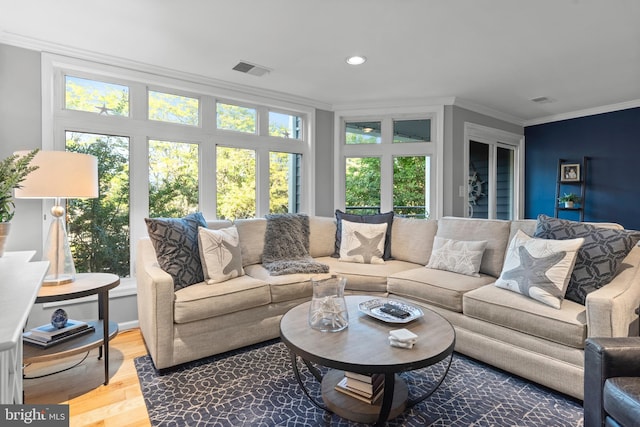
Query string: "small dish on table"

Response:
xmin=358 ymin=298 xmax=424 ymax=323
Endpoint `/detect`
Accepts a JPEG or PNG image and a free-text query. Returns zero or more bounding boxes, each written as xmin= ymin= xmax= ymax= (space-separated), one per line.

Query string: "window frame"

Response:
xmin=335 ymin=108 xmax=443 ymax=218
xmin=42 ymin=53 xmax=315 ymax=286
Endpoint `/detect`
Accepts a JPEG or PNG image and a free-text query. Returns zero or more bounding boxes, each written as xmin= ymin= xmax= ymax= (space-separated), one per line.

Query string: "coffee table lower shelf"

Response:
xmin=321 ymin=369 xmax=408 ymax=424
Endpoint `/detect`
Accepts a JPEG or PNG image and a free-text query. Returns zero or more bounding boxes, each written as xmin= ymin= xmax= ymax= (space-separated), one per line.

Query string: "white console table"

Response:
xmin=0 ymin=251 xmax=48 ymax=404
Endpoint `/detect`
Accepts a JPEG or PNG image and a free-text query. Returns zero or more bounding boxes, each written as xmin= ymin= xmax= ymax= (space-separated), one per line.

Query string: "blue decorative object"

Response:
xmin=51 ymin=308 xmax=68 ymax=329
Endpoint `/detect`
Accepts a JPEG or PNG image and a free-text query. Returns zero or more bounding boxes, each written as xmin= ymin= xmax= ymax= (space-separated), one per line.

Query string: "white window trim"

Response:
xmin=463 ymin=122 xmax=525 ymax=219
xmin=41 ymin=53 xmax=317 ymax=281
xmin=334 ymin=106 xmax=444 ymax=219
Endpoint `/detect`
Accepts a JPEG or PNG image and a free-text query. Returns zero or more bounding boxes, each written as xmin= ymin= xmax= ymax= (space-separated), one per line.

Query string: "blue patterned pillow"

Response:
xmin=533 ymin=214 xmax=640 ymax=305
xmin=145 ymin=212 xmax=208 ymax=291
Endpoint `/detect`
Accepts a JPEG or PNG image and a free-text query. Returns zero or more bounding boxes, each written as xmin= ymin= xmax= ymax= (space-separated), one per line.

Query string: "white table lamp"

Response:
xmin=14 ymin=151 xmax=99 ymax=285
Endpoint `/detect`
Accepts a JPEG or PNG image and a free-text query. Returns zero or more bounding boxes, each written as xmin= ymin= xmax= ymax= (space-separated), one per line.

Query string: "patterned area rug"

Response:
xmin=135 ymin=340 xmax=583 ymax=426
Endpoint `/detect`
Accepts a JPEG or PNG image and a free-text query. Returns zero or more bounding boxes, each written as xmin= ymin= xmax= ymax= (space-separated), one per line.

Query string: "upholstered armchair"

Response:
xmin=584 ymin=337 xmax=640 ymax=427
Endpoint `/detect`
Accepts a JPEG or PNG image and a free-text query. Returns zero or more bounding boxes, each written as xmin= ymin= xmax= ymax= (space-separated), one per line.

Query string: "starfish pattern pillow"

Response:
xmin=426 ymin=237 xmax=488 ymax=277
xmin=533 ymin=214 xmax=640 ymax=305
xmin=339 ymin=220 xmax=387 ymax=264
xmin=495 ymin=230 xmax=584 ymax=309
xmin=198 ymin=226 xmax=244 ymax=284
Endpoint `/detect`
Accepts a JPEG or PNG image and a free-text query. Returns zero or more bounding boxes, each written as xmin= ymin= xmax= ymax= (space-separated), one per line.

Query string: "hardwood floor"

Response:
xmin=23 ymin=328 xmax=152 ymax=427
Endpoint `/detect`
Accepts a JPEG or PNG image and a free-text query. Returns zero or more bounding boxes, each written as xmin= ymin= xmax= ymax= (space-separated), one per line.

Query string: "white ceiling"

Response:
xmin=1 ymin=0 xmax=639 ymax=125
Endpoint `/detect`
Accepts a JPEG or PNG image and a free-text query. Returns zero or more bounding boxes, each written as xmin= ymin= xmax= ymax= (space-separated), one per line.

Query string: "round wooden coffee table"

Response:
xmin=280 ymin=295 xmax=455 ymax=425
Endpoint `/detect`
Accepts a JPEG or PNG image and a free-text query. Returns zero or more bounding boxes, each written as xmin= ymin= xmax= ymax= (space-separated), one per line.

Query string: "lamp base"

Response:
xmin=43 ymin=274 xmax=74 ymax=286
xmin=43 ymin=201 xmax=77 ymax=285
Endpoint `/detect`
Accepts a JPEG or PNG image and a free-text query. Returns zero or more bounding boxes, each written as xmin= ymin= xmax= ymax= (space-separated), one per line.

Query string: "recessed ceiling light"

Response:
xmin=346 ymin=55 xmax=367 ymax=65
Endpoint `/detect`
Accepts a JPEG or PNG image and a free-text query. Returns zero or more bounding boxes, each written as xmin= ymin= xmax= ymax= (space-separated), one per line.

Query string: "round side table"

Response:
xmin=23 ymin=273 xmax=120 ymax=385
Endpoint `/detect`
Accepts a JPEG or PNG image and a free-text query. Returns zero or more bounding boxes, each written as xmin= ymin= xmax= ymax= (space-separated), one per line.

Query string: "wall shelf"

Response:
xmin=554 ymin=157 xmax=589 ymax=221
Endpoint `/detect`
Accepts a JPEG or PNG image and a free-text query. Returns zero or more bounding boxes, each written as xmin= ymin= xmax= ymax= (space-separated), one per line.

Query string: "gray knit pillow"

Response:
xmin=533 ymin=214 xmax=640 ymax=304
xmin=145 ymin=212 xmax=208 ymax=291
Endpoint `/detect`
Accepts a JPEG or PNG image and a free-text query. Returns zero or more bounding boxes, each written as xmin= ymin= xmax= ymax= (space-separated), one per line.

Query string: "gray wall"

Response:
xmin=0 ymin=44 xmax=43 ymax=258
xmin=314 ymin=108 xmax=334 ymax=217
xmin=444 ymin=105 xmax=524 ymax=217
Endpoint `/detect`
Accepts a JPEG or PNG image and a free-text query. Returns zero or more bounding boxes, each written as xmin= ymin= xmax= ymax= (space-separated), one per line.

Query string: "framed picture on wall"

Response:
xmin=561 ymin=163 xmax=581 ymax=182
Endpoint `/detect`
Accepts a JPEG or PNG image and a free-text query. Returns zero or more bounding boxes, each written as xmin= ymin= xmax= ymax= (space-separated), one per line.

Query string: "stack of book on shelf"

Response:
xmin=23 ymin=319 xmax=94 ymax=348
xmin=335 ymin=371 xmax=385 ymax=405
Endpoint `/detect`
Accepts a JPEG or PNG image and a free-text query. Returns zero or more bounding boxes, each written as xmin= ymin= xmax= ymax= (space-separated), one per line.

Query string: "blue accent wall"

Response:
xmin=525 ymin=107 xmax=640 ymax=229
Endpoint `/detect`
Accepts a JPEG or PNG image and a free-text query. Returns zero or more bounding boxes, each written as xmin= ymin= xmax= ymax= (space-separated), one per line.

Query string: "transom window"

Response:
xmin=148 ymin=91 xmax=199 ymax=126
xmin=65 ymin=75 xmax=129 ymax=116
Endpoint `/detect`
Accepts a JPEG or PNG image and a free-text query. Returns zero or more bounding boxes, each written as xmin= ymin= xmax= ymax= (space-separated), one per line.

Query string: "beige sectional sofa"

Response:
xmin=136 ymin=215 xmax=640 ymax=400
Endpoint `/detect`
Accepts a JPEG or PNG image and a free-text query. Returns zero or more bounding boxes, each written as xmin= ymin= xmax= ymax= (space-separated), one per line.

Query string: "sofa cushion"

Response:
xmin=436 ymin=217 xmax=511 ymax=277
xmin=339 ymin=220 xmax=387 ymax=264
xmin=244 ymin=264 xmax=330 ymax=303
xmin=388 ymin=267 xmax=495 ymax=312
xmin=173 ymin=275 xmax=270 ymax=323
xmin=309 ymin=216 xmax=337 ymax=258
xmin=495 ymin=230 xmax=584 ymax=309
xmin=317 ymin=256 xmax=416 ymax=293
xmin=145 ymin=212 xmax=208 ymax=291
xmin=334 ymin=210 xmax=394 ymax=260
xmin=463 ymin=284 xmax=587 ymax=348
xmin=234 ymin=218 xmax=267 ymax=267
xmin=198 ymin=226 xmax=244 ymax=284
xmin=508 ymin=219 xmax=537 ymax=243
xmin=534 ymin=214 xmax=640 ymax=305
xmin=426 ymin=237 xmax=488 ymax=277
xmin=390 ymin=217 xmax=438 ymax=264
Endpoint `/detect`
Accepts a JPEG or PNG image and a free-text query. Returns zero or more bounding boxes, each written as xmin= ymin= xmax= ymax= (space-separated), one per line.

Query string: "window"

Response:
xmin=216 ymin=102 xmax=256 ymax=134
xmin=393 ymin=119 xmax=431 ymax=143
xmin=216 ymin=146 xmax=256 ymax=220
xmin=345 ymin=157 xmax=381 ymax=215
xmin=66 ymin=131 xmax=130 ymax=277
xmin=148 ymin=91 xmax=199 ymax=126
xmin=345 ymin=121 xmax=381 ymax=144
xmin=340 ymin=114 xmax=437 ymax=219
xmin=393 ymin=156 xmax=429 ymax=218
xmin=48 ymin=55 xmax=313 ymax=281
xmin=148 ymin=140 xmax=199 ymax=217
xmin=65 ymin=75 xmax=129 ymax=116
xmin=269 ymin=112 xmax=302 ymax=139
xmin=270 ymin=152 xmax=301 ymax=213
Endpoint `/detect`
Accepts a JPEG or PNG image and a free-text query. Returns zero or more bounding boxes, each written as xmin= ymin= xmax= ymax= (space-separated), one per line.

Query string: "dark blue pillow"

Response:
xmin=534 ymin=214 xmax=640 ymax=305
xmin=333 ymin=210 xmax=394 ymax=260
xmin=145 ymin=212 xmax=207 ymax=291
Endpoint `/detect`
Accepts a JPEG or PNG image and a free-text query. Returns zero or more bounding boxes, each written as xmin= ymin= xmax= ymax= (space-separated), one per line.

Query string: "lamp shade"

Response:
xmin=14 ymin=151 xmax=99 ymax=199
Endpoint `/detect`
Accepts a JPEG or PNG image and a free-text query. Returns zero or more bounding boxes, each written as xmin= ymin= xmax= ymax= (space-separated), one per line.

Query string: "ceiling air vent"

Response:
xmin=232 ymin=61 xmax=271 ymax=77
xmin=530 ymin=96 xmax=555 ymax=104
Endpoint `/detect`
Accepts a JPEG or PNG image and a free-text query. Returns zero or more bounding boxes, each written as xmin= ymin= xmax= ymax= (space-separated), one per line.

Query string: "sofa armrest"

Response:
xmin=584 ymin=337 xmax=640 ymax=427
xmin=586 ymin=246 xmax=640 ymax=338
xmin=136 ymin=237 xmax=177 ymax=369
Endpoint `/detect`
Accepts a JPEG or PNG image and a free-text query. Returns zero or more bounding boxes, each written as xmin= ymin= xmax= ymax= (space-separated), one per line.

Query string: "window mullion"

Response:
xmin=256 ymin=147 xmax=270 ymax=217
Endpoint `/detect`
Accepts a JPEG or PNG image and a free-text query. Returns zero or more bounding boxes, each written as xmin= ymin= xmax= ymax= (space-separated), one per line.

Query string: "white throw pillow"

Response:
xmin=426 ymin=237 xmax=488 ymax=277
xmin=198 ymin=226 xmax=244 ymax=284
xmin=495 ymin=229 xmax=584 ymax=309
xmin=339 ymin=220 xmax=387 ymax=264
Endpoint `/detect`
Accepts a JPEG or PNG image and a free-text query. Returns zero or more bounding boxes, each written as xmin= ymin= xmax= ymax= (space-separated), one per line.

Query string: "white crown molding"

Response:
xmin=0 ymin=31 xmax=333 ymax=111
xmin=523 ymin=99 xmax=640 ymax=127
xmin=331 ymin=96 xmax=456 ymax=112
xmin=452 ymin=98 xmax=526 ymax=127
